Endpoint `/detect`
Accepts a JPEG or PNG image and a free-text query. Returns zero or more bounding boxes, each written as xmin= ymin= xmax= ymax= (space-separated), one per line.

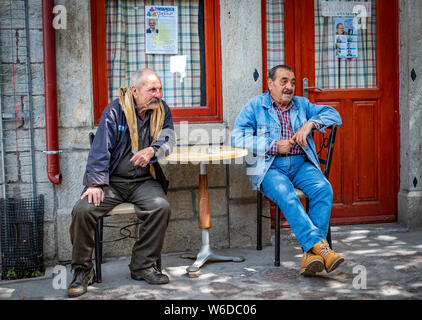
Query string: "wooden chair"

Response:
xmin=256 ymin=125 xmax=338 ymax=266
xmin=89 ymin=132 xmax=161 ymax=283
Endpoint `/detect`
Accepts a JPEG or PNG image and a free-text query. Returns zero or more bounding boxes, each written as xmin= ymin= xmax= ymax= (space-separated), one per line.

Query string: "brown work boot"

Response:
xmin=300 ymin=251 xmax=324 ymax=277
xmin=130 ymin=265 xmax=169 ymax=284
xmin=312 ymin=240 xmax=344 ymax=273
xmin=67 ymin=267 xmax=94 ymax=298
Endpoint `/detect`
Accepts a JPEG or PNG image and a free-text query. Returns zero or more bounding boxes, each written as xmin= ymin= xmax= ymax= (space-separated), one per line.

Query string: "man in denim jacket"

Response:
xmin=232 ymin=65 xmax=344 ymax=276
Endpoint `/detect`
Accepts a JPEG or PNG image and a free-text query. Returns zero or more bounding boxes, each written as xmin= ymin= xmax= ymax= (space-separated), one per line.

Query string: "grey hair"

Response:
xmin=130 ymin=68 xmax=155 ymax=89
xmin=268 ymin=65 xmax=293 ymax=81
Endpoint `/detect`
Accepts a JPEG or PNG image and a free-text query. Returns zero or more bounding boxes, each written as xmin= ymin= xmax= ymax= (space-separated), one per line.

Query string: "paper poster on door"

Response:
xmin=145 ymin=6 xmax=178 ymax=55
xmin=334 ymin=18 xmax=358 ymax=59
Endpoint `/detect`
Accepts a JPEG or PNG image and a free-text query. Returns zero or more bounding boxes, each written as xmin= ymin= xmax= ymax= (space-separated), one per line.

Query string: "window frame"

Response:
xmin=90 ymin=0 xmax=222 ymax=125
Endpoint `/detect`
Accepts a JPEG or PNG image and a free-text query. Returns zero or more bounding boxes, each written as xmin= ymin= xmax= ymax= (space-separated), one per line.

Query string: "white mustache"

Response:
xmin=146 ymin=98 xmax=161 ymax=106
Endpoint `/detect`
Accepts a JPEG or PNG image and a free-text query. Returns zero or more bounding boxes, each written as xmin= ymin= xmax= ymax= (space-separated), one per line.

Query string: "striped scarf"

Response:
xmin=119 ymin=87 xmax=165 ymax=179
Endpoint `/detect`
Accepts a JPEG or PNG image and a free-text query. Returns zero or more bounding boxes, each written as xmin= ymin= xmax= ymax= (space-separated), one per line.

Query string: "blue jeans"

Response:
xmin=261 ymin=154 xmax=333 ymax=252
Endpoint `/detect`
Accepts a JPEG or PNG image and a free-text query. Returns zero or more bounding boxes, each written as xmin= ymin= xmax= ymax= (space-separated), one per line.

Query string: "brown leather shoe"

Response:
xmin=300 ymin=251 xmax=324 ymax=277
xmin=67 ymin=267 xmax=94 ymax=298
xmin=312 ymin=240 xmax=344 ymax=273
xmin=131 ymin=265 xmax=169 ymax=284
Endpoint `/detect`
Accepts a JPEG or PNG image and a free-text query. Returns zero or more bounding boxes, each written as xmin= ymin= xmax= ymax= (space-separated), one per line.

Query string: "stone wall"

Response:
xmin=0 ymin=0 xmax=57 ymax=269
xmin=398 ymin=0 xmax=422 ymax=229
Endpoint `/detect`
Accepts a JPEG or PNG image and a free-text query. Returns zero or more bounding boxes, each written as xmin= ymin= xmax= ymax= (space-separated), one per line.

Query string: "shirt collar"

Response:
xmin=269 ymin=94 xmax=294 ymax=111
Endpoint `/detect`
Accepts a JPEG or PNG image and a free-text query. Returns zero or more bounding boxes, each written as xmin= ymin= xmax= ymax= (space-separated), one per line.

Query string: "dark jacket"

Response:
xmin=83 ymin=98 xmax=175 ymax=193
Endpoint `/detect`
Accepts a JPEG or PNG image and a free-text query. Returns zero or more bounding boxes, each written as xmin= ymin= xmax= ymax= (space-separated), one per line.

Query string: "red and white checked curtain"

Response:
xmin=266 ymin=0 xmax=285 ymax=75
xmin=314 ymin=0 xmax=377 ymax=88
xmin=265 ymin=0 xmax=377 ymax=89
xmin=106 ymin=0 xmax=202 ymax=107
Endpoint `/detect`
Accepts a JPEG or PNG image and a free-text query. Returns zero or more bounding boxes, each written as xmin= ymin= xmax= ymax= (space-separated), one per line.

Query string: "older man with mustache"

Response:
xmin=232 ymin=65 xmax=343 ymax=277
xmin=67 ymin=68 xmax=175 ymax=298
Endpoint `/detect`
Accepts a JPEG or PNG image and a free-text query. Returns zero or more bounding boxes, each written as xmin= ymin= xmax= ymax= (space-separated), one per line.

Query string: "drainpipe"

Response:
xmin=42 ymin=0 xmax=62 ymax=184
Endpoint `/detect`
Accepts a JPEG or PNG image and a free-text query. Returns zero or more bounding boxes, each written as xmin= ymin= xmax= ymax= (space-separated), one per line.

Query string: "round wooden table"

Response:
xmin=164 ymin=145 xmax=248 ymax=276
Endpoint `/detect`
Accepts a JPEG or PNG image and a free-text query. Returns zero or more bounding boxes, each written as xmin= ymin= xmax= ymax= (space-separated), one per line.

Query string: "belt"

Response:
xmin=277 ymin=153 xmax=303 ymax=157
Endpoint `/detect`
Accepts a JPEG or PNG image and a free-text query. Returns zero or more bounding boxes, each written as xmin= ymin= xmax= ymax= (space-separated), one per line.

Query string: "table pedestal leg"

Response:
xmin=181 ymin=163 xmax=245 ymax=275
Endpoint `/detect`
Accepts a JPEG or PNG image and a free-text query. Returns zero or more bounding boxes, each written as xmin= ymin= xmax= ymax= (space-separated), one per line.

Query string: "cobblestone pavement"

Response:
xmin=1 ymin=223 xmax=421 ymax=301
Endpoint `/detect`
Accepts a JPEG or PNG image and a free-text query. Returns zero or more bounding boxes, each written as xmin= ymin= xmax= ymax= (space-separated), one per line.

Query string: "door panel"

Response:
xmin=354 ymin=101 xmax=378 ymax=202
xmin=264 ymin=0 xmax=398 ymax=225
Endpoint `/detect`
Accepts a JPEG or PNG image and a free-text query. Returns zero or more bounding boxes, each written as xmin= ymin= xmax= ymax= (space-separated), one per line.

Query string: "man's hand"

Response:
xmin=292 ymin=121 xmax=315 ymax=147
xmin=81 ymin=186 xmax=104 ymax=207
xmin=277 ymin=139 xmax=295 ymax=154
xmin=130 ymin=147 xmax=155 ymax=167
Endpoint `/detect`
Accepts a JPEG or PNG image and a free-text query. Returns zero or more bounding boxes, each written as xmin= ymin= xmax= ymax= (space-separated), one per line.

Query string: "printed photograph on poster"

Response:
xmin=145 ymin=6 xmax=178 ymax=54
xmin=334 ymin=18 xmax=358 ymax=59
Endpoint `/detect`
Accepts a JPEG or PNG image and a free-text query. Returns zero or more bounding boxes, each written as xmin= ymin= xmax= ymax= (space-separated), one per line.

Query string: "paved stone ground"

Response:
xmin=0 ymin=223 xmax=421 ymax=301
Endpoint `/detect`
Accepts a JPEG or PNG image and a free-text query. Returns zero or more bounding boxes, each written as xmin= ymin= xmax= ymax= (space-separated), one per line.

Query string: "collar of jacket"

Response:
xmin=262 ymin=91 xmax=298 ymax=110
xmin=262 ymin=91 xmax=300 ymax=128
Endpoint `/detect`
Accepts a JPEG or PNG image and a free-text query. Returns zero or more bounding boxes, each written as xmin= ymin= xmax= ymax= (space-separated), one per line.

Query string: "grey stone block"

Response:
xmin=0 ymin=0 xmax=44 ymax=30
xmin=0 ymin=62 xmax=44 ymax=96
xmin=229 ymin=200 xmax=271 ymax=248
xmin=163 ymin=215 xmax=229 ymax=253
xmin=17 ymin=29 xmax=44 ymax=63
xmin=220 ymin=0 xmax=262 ymax=128
xmin=0 ymin=1 xmax=24 ymax=31
xmin=29 ymin=62 xmax=44 ymax=96
xmin=195 ymin=188 xmax=228 ymax=218
xmin=55 ymin=151 xmax=89 ymax=211
xmin=57 ymin=209 xmax=72 ymax=263
xmin=43 ymin=222 xmax=56 ymax=264
xmin=398 ymin=191 xmax=422 ymax=230
xmin=55 ymin=0 xmax=93 ymax=129
xmin=162 ymin=219 xmax=201 ymax=253
xmin=166 ymin=164 xmax=199 ymax=189
xmin=20 ymin=95 xmax=46 ymax=129
xmin=28 ymin=0 xmax=42 ymax=29
xmin=56 ymin=127 xmax=94 ymax=151
xmin=208 ymin=164 xmax=227 ymax=187
xmin=35 ymin=182 xmax=55 ymax=222
xmin=0 ymin=29 xmax=16 ymax=63
xmin=165 ymin=163 xmax=227 ymax=190
xmin=229 ymin=164 xmax=255 ymax=199
xmin=167 ymin=190 xmax=195 ymax=220
xmin=33 ymin=128 xmax=46 ymax=151
xmin=34 ymin=150 xmax=48 ymax=183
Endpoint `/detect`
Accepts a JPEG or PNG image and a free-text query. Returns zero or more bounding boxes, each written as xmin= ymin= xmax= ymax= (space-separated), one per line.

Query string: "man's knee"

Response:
xmin=316 ymin=179 xmax=333 ymax=201
xmin=156 ymin=197 xmax=171 ymax=215
xmin=71 ymin=198 xmax=94 ymax=221
xmin=146 ymin=197 xmax=171 ymax=218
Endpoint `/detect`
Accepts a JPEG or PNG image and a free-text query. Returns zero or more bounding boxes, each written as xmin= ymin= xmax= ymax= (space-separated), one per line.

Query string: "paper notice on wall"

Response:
xmin=145 ymin=6 xmax=178 ymax=54
xmin=320 ymin=1 xmax=371 ymax=17
xmin=334 ymin=18 xmax=358 ymax=59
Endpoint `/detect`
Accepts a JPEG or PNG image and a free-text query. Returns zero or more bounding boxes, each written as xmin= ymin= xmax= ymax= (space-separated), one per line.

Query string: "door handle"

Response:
xmin=303 ymin=78 xmax=323 ymax=98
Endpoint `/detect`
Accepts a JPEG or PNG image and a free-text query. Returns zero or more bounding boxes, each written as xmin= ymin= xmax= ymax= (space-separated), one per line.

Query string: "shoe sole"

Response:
xmin=130 ymin=273 xmax=169 ymax=285
xmin=67 ymin=273 xmax=94 ymax=298
xmin=300 ymin=259 xmax=324 ymax=277
xmin=326 ymin=257 xmax=345 ymax=273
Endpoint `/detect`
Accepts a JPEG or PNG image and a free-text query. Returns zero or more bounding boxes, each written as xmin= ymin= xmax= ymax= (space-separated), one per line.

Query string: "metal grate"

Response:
xmin=0 ymin=195 xmax=44 ymax=278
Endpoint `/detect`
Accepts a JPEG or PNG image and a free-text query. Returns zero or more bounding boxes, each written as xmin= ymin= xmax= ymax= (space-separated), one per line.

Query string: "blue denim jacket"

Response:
xmin=232 ymin=92 xmax=342 ymax=190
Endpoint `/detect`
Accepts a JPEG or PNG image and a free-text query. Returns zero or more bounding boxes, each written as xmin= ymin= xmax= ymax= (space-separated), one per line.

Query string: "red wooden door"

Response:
xmin=263 ymin=0 xmax=399 ymax=225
